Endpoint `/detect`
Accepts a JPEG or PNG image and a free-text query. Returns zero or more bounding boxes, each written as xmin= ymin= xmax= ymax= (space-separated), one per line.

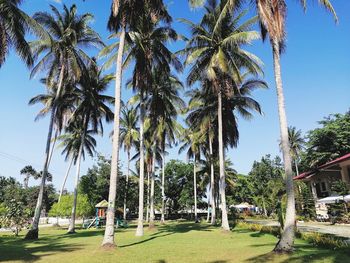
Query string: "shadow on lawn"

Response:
xmin=245 ymin=244 xmax=350 ymax=263
xmin=0 ymin=235 xmax=82 ymax=262
xmin=119 ymin=222 xmax=213 ymax=248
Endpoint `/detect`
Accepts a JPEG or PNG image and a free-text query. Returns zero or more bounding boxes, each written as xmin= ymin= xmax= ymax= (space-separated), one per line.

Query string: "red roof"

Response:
xmin=294 ymin=153 xmax=350 ymax=180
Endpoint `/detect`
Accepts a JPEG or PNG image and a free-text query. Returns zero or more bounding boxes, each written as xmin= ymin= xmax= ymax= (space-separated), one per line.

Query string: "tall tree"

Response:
xmin=179 ymin=129 xmax=205 ymax=223
xmin=181 ymin=0 xmax=262 ymax=231
xmin=101 ymin=0 xmax=171 ymax=245
xmin=120 ymin=105 xmax=139 ymax=220
xmin=250 ymin=0 xmax=337 ymax=252
xmin=147 ymin=69 xmax=184 ymax=223
xmin=20 ymin=165 xmax=37 ymax=189
xmin=67 ymin=61 xmax=114 ymax=233
xmin=26 ymin=4 xmax=103 ymax=239
xmin=124 ymin=10 xmax=181 ymax=236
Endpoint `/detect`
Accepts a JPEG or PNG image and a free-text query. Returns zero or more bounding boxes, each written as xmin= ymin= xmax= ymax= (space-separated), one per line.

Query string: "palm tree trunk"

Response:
xmin=206 ymin=195 xmax=210 ymax=222
xmin=24 ymin=175 xmax=29 ymax=189
xmin=272 ymin=40 xmax=295 ymax=253
xmin=149 ymin=144 xmax=156 ymax=228
xmin=123 ymin=150 xmax=130 ymax=221
xmin=136 ymin=92 xmax=145 ymax=237
xmin=193 ymin=155 xmax=198 ymax=223
xmin=48 ymin=128 xmax=58 ymax=167
xmin=67 ymin=122 xmax=86 ymax=234
xmin=24 ymin=108 xmax=55 ymax=239
xmin=146 ymin=170 xmax=150 ymax=223
xmin=58 ymin=157 xmax=74 ymax=203
xmin=161 ymin=152 xmax=166 ymax=224
xmin=209 ymin=135 xmax=216 ymax=225
xmin=102 ymin=27 xmax=126 ymax=247
xmin=295 ymin=158 xmax=299 ymax=177
xmin=25 ymin=63 xmax=66 ymax=240
xmin=218 ymin=91 xmax=230 ymax=231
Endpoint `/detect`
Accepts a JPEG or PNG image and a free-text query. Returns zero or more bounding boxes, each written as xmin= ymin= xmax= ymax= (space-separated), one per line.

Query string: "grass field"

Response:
xmin=0 ymin=221 xmax=349 ymax=263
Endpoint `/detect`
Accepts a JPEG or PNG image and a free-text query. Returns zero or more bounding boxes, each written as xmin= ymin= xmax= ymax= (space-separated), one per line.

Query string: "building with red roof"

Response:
xmin=294 ymin=153 xmax=350 ymax=216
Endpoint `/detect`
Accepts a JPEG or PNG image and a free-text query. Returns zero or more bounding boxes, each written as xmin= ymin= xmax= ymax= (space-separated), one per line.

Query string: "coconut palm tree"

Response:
xmin=249 ymin=0 xmax=336 ymax=252
xmin=0 ymin=0 xmax=38 ymax=67
xmin=67 ymin=61 xmax=114 ymax=234
xmin=20 ymin=165 xmax=37 ymax=189
xmin=179 ymin=129 xmax=205 ymax=222
xmin=25 ymin=4 xmax=103 ymax=240
xmin=191 ymin=0 xmax=337 ymax=251
xmin=120 ymin=105 xmax=139 ymax=220
xmin=101 ymin=0 xmax=171 ymax=245
xmin=147 ymin=69 xmax=185 ymax=223
xmin=123 ymin=11 xmax=181 ymax=236
xmin=284 ymin=126 xmax=305 ymax=176
xmin=180 ymin=0 xmax=262 ymax=231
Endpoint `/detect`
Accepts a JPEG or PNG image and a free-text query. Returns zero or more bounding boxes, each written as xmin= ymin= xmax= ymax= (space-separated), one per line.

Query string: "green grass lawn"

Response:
xmin=0 ymin=221 xmax=349 ymax=263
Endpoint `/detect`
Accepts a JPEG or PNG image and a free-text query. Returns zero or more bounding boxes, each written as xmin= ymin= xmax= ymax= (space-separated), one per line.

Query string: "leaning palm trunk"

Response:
xmin=161 ymin=151 xmax=166 ymax=224
xmin=25 ymin=64 xmax=65 ymax=240
xmin=102 ymin=27 xmax=126 ymax=247
xmin=123 ymin=151 xmax=131 ymax=220
xmin=218 ymin=91 xmax=230 ymax=231
xmin=149 ymin=145 xmax=156 ymax=228
xmin=67 ymin=126 xmax=86 ymax=234
xmin=272 ymin=41 xmax=295 ymax=253
xmin=193 ymin=155 xmax=198 ymax=223
xmin=48 ymin=128 xmax=59 ymax=167
xmin=135 ymin=94 xmax=145 ymax=237
xmin=58 ymin=157 xmax=74 ymax=203
xmin=209 ymin=136 xmax=216 ymax=225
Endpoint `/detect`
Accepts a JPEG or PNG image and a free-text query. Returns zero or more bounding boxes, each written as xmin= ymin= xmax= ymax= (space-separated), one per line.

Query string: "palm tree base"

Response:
xmin=148 ymin=224 xmax=157 ymax=231
xmin=101 ymin=243 xmax=117 ymax=250
xmin=24 ymin=229 xmax=38 ymax=240
xmin=67 ymin=230 xmax=76 ymax=234
xmin=273 ymin=240 xmax=294 ymax=254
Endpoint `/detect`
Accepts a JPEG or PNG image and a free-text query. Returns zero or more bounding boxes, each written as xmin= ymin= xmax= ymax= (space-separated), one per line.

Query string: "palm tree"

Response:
xmin=25 ymin=4 xmax=103 ymax=240
xmin=57 ymin=117 xmax=97 ymax=206
xmin=67 ymin=61 xmax=114 ymax=234
xmin=191 ymin=0 xmax=337 ymax=251
xmin=249 ymin=0 xmax=336 ymax=252
xmin=120 ymin=105 xmax=139 ymax=220
xmin=0 ymin=0 xmax=38 ymax=67
xmin=147 ymin=69 xmax=185 ymax=223
xmin=20 ymin=165 xmax=37 ymax=189
xmin=179 ymin=129 xmax=205 ymax=223
xmin=123 ymin=11 xmax=181 ymax=236
xmin=180 ymin=1 xmax=262 ymax=231
xmin=101 ymin=0 xmax=171 ymax=245
xmin=285 ymin=126 xmax=305 ymax=176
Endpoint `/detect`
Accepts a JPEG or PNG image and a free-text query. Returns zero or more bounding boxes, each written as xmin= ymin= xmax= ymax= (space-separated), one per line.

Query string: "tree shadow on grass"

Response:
xmin=0 ymin=235 xmax=82 ymax=262
xmin=245 ymin=244 xmax=350 ymax=263
xmin=118 ymin=222 xmax=214 ymax=248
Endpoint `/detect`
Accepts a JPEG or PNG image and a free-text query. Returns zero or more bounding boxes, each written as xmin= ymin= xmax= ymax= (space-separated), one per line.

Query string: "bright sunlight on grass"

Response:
xmin=1 ymin=221 xmax=349 ymax=263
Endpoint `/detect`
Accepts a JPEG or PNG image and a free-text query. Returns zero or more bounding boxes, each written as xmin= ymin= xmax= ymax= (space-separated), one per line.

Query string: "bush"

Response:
xmin=238 ymin=221 xmax=349 ymax=249
xmin=297 ymin=232 xmax=349 ymax=249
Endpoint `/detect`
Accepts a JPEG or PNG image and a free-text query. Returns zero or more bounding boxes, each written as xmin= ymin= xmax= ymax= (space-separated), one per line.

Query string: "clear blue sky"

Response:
xmin=0 ymin=0 xmax=349 ymax=191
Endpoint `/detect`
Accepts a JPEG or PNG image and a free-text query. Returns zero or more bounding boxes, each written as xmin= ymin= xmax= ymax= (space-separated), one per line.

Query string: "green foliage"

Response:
xmin=247 ymin=155 xmax=285 ymax=216
xmin=79 ymin=155 xmax=138 ymax=213
xmin=302 ymin=112 xmax=350 ymax=169
xmin=0 ymin=199 xmax=30 ymax=236
xmin=327 ymin=181 xmax=350 ymax=224
xmin=49 ymin=194 xmax=93 ymax=218
xmin=295 ymin=181 xmax=316 ymax=220
xmin=164 ymin=160 xmax=206 ymax=213
xmin=298 ymin=232 xmax=349 ymax=249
